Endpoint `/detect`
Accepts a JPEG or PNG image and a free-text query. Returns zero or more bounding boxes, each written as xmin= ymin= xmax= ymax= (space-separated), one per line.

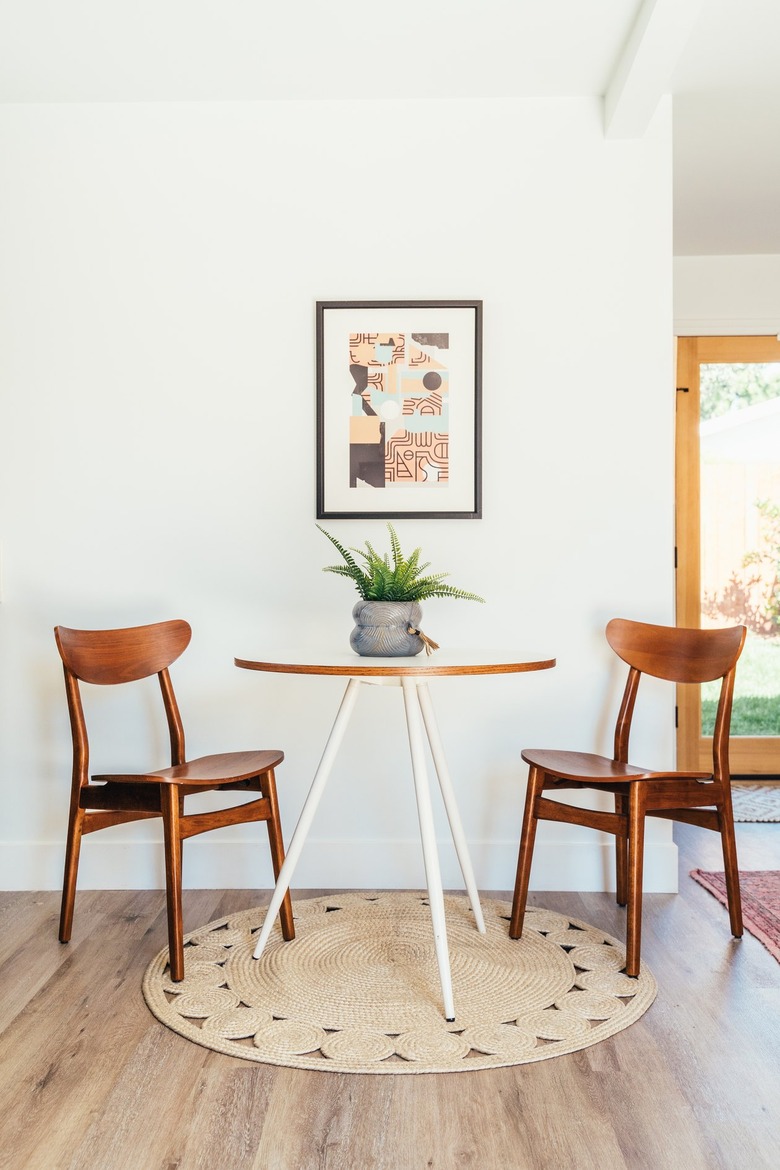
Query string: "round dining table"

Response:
xmin=235 ymin=647 xmax=556 ymax=1021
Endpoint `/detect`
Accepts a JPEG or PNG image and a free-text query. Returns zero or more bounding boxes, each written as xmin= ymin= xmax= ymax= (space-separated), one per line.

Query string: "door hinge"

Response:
xmin=676 ymin=386 xmax=689 ymax=393
xmin=675 ymin=705 xmax=679 ymax=729
xmin=674 ymin=545 xmax=678 ymax=569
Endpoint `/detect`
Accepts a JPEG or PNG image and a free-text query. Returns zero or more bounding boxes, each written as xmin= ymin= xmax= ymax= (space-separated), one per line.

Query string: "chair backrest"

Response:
xmin=604 ymin=618 xmax=746 ymax=773
xmin=54 ymin=620 xmax=193 ymax=782
xmin=55 ymin=620 xmax=191 ymax=684
xmin=606 ymin=619 xmax=746 ymax=684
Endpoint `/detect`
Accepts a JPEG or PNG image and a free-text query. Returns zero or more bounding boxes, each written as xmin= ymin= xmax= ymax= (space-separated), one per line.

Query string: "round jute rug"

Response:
xmin=142 ymin=892 xmax=656 ymax=1074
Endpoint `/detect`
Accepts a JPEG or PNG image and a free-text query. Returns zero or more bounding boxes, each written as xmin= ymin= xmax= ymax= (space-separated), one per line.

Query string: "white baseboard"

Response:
xmin=0 ymin=837 xmax=679 ymax=893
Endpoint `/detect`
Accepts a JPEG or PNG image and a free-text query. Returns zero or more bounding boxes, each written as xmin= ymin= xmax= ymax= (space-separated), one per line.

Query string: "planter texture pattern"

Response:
xmin=350 ymin=600 xmax=425 ymax=657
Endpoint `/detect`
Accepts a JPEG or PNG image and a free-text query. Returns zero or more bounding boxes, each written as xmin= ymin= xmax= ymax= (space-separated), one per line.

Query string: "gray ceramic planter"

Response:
xmin=349 ymin=600 xmax=425 ymax=657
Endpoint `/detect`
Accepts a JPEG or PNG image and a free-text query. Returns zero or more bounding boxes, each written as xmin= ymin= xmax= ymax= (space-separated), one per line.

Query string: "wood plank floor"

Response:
xmin=1 ymin=821 xmax=778 ymax=1170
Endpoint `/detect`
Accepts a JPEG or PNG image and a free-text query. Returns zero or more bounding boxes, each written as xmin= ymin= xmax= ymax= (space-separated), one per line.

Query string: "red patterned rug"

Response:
xmin=690 ymin=870 xmax=780 ymax=963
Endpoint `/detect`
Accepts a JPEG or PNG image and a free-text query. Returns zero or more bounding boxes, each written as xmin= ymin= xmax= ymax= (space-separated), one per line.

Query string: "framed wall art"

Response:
xmin=316 ymin=300 xmax=482 ymax=519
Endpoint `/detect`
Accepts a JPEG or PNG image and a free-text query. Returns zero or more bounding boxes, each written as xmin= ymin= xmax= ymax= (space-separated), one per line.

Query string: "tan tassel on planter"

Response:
xmin=407 ymin=625 xmax=440 ymax=655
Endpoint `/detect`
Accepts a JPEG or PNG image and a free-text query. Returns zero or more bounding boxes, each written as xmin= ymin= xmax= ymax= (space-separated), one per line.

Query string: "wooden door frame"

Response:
xmin=676 ymin=335 xmax=780 ymax=775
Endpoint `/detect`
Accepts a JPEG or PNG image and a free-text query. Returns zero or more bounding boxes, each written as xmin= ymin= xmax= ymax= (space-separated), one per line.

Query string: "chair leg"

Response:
xmin=509 ymin=765 xmax=544 ymax=939
xmin=718 ymin=797 xmax=743 ymax=938
xmin=178 ymin=791 xmax=185 ymax=876
xmin=261 ymin=768 xmax=295 ymax=942
xmin=161 ymin=784 xmax=185 ymax=981
xmin=59 ymin=805 xmax=85 ymax=943
xmin=614 ymin=793 xmax=629 ymax=907
xmin=625 ymin=783 xmax=646 ymax=977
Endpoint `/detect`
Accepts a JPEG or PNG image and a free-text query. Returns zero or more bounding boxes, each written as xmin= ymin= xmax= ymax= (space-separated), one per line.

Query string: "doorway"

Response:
xmin=676 ymin=335 xmax=780 ymax=775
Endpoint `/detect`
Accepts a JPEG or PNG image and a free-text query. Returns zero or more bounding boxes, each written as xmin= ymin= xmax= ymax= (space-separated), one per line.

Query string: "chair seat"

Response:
xmin=94 ymin=748 xmax=285 ymax=787
xmin=520 ymin=748 xmax=653 ymax=783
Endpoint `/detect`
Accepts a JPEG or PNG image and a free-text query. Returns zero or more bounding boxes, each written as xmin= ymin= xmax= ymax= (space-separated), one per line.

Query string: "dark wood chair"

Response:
xmin=55 ymin=619 xmax=295 ymax=980
xmin=509 ymin=618 xmax=746 ymax=976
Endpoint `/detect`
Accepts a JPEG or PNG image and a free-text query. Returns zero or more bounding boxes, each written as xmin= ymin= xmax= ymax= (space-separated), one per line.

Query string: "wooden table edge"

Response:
xmin=234 ymin=657 xmax=557 ymax=678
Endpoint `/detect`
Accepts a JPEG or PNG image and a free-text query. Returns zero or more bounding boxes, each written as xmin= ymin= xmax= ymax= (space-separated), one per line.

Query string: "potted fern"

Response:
xmin=318 ymin=524 xmax=484 ymax=656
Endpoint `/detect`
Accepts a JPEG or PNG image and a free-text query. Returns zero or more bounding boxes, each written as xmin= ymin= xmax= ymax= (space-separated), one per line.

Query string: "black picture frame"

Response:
xmin=316 ymin=300 xmax=482 ymax=520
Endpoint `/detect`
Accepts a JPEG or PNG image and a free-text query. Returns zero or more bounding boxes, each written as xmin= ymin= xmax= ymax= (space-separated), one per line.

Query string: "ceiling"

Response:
xmin=1 ymin=0 xmax=778 ymax=256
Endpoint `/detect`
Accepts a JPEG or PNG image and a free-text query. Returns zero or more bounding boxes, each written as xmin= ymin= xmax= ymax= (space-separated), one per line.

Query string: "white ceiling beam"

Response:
xmin=604 ymin=0 xmax=706 ymax=139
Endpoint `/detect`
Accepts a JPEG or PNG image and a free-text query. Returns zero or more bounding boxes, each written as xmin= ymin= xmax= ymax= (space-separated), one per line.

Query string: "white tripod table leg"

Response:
xmin=401 ymin=675 xmax=456 ymax=1021
xmin=417 ymin=681 xmax=486 ymax=934
xmin=252 ymin=676 xmax=362 ymax=961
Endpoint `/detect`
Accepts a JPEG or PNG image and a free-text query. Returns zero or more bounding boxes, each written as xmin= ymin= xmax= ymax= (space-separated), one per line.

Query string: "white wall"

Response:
xmin=0 ymin=96 xmax=677 ymax=894
xmin=675 ymin=253 xmax=780 ymax=335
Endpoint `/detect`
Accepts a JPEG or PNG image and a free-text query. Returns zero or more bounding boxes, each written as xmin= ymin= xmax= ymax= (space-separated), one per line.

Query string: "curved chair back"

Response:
xmin=606 ymin=619 xmax=746 ymax=684
xmin=605 ymin=618 xmax=746 ymax=773
xmin=54 ymin=620 xmax=192 ymax=777
xmin=55 ymin=620 xmax=192 ymax=685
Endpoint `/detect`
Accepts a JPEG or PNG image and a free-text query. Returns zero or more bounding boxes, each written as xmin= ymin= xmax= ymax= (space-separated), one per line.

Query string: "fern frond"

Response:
xmin=388 ymin=524 xmax=403 ymax=572
xmin=317 ymin=526 xmax=362 ymax=574
xmin=318 ymin=523 xmax=484 ymax=604
xmin=417 ymin=582 xmax=485 ymax=603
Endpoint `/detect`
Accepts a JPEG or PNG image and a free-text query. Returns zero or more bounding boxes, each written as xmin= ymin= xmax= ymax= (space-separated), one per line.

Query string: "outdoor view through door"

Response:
xmin=676 ymin=336 xmax=780 ymax=775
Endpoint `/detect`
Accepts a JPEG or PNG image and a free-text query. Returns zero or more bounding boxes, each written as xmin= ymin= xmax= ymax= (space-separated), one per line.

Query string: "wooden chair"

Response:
xmin=55 ymin=619 xmax=295 ymax=980
xmin=509 ymin=618 xmax=746 ymax=976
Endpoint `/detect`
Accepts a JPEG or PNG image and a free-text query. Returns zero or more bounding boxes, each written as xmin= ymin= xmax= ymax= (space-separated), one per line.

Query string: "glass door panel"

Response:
xmin=700 ymin=362 xmax=780 ymax=741
xmin=676 ymin=338 xmax=780 ymax=775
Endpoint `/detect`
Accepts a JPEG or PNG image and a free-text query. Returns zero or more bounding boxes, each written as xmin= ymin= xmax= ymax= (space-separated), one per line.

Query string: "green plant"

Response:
xmin=318 ymin=524 xmax=485 ymax=604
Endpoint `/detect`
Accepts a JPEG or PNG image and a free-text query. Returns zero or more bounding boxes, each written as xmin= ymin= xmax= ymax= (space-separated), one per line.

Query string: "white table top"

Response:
xmin=235 ymin=647 xmax=556 ymax=678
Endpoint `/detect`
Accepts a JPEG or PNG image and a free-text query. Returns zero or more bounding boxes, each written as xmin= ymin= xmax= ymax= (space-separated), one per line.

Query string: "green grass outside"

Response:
xmin=701 ymin=633 xmax=780 ymax=735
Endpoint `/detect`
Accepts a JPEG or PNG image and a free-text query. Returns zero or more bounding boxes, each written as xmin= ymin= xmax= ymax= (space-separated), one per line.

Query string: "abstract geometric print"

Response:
xmin=348 ymin=332 xmax=450 ymax=490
